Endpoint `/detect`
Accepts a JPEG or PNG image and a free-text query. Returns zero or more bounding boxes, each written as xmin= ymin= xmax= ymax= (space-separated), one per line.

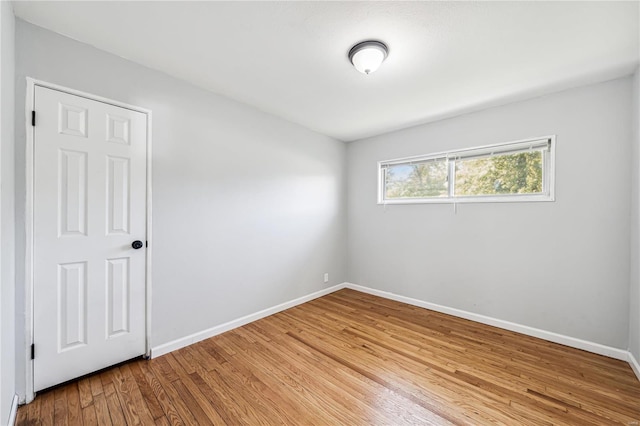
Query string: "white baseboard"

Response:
xmin=149 ymin=280 xmax=638 ymax=382
xmin=344 ymin=283 xmax=629 ymax=361
xmin=151 ymin=283 xmax=347 ymax=358
xmin=7 ymin=394 xmax=18 ymax=426
xmin=629 ymin=351 xmax=640 ymax=381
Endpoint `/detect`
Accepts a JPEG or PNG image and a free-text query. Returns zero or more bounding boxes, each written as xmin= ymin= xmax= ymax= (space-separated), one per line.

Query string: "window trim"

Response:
xmin=377 ymin=135 xmax=556 ymax=204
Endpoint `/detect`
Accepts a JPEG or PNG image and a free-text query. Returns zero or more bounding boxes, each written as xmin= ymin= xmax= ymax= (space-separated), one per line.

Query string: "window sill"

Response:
xmin=377 ymin=194 xmax=555 ymax=205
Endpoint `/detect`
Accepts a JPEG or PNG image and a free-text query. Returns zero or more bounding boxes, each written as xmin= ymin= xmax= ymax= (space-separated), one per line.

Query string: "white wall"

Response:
xmin=9 ymin=15 xmax=638 ymax=405
xmin=14 ymin=20 xmax=347 ymax=399
xmin=631 ymin=68 xmax=640 ymax=363
xmin=347 ymin=78 xmax=633 ymax=350
xmin=0 ymin=1 xmax=15 ymax=423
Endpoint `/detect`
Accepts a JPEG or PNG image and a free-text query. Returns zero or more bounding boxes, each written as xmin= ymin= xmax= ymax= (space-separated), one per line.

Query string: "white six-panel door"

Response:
xmin=33 ymin=86 xmax=147 ymax=391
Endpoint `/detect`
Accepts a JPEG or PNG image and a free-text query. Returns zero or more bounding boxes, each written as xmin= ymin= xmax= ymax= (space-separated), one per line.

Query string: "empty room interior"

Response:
xmin=1 ymin=1 xmax=640 ymax=424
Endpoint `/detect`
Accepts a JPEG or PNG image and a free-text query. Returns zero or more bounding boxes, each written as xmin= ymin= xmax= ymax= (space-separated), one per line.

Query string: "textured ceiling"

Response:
xmin=13 ymin=1 xmax=640 ymax=141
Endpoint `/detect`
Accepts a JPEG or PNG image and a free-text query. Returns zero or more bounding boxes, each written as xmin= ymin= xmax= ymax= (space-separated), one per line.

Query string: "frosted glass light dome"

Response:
xmin=348 ymin=41 xmax=388 ymax=75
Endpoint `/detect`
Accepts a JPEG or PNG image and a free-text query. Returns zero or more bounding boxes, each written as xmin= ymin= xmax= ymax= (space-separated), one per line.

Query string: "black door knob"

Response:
xmin=132 ymin=240 xmax=144 ymax=250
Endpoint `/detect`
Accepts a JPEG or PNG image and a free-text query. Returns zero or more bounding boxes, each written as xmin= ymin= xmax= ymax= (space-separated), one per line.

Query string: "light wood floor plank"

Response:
xmin=128 ymin=362 xmax=165 ymax=421
xmin=37 ymin=390 xmax=55 ymax=426
xmin=65 ymin=383 xmax=83 ymax=426
xmin=92 ymin=393 xmax=112 ymax=426
xmin=53 ymin=388 xmax=69 ymax=426
xmin=135 ymin=361 xmax=184 ymax=426
xmin=146 ymin=357 xmax=200 ymax=425
xmin=77 ymin=378 xmax=93 ymax=410
xmin=103 ymin=383 xmax=127 ymax=426
xmin=80 ymin=402 xmax=96 ymax=425
xmin=16 ymin=289 xmax=640 ymax=425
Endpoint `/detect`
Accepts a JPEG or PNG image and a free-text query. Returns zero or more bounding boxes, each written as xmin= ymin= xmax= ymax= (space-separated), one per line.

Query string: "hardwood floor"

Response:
xmin=17 ymin=289 xmax=640 ymax=425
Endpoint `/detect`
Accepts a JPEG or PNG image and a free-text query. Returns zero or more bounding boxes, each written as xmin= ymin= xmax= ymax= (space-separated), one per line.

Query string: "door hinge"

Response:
xmin=30 ymin=344 xmax=34 ymax=360
xmin=31 ymin=111 xmax=36 ymax=127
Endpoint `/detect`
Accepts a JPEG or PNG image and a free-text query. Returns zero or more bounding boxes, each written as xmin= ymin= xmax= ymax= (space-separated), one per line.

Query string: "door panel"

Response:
xmin=106 ymin=257 xmax=130 ymax=337
xmin=57 ymin=261 xmax=87 ymax=351
xmin=107 ymin=156 xmax=130 ymax=235
xmin=58 ymin=149 xmax=88 ymax=237
xmin=33 ymin=86 xmax=147 ymax=391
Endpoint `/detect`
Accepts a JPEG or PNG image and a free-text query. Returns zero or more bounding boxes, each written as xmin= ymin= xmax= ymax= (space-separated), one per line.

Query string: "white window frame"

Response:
xmin=378 ymin=136 xmax=556 ymax=204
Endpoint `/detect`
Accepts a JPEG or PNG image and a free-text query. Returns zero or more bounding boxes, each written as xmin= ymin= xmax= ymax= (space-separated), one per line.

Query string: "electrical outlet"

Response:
xmin=324 ymin=273 xmax=329 ymax=283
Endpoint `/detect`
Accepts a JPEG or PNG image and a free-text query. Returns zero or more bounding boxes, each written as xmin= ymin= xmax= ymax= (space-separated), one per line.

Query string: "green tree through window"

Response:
xmin=379 ymin=137 xmax=552 ymax=203
xmin=454 ymin=151 xmax=542 ymax=196
xmin=385 ymin=161 xmax=448 ymax=198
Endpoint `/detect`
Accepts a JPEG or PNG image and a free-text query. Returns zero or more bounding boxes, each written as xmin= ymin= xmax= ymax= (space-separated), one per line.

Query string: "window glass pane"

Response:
xmin=385 ymin=161 xmax=448 ymax=199
xmin=454 ymin=150 xmax=543 ymax=197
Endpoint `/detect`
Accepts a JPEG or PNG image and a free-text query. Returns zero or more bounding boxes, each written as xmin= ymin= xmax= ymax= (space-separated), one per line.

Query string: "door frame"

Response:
xmin=23 ymin=78 xmax=153 ymax=402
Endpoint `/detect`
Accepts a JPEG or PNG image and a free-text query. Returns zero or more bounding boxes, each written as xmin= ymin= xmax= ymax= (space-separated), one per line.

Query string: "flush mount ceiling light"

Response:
xmin=348 ymin=40 xmax=388 ymax=75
